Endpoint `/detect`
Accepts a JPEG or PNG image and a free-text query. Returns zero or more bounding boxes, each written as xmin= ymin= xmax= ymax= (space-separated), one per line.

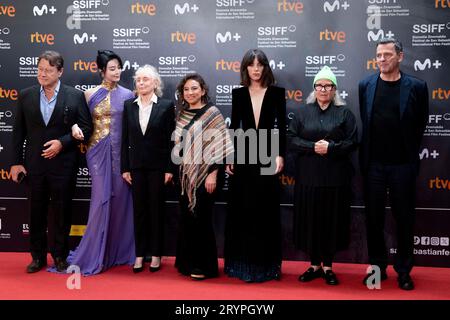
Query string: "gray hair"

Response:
xmin=38 ymin=50 xmax=64 ymax=71
xmin=305 ymin=90 xmax=346 ymax=106
xmin=376 ymin=37 xmax=403 ymax=54
xmin=133 ymin=64 xmax=163 ymax=97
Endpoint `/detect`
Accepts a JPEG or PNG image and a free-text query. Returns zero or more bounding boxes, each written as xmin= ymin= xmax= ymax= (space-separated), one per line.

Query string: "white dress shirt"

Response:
xmin=135 ymin=94 xmax=158 ymax=135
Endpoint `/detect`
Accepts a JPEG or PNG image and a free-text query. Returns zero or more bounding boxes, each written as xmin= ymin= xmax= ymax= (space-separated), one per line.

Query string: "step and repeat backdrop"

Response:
xmin=0 ymin=0 xmax=449 ymax=267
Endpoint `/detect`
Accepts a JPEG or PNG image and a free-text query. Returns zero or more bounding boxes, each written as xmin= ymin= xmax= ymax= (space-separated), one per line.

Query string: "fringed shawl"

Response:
xmin=174 ymin=105 xmax=233 ymax=212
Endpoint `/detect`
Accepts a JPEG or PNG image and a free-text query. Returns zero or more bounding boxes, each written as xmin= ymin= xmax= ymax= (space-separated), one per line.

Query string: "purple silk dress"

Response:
xmin=64 ymin=84 xmax=135 ymax=275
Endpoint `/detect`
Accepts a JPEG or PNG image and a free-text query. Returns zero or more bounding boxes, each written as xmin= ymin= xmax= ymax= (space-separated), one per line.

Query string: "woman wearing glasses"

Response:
xmin=287 ymin=66 xmax=357 ymax=285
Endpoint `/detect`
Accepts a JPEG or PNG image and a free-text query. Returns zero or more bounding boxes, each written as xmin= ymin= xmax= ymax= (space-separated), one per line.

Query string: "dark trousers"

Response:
xmin=364 ymin=162 xmax=417 ymax=275
xmin=310 ymin=253 xmax=333 ymax=268
xmin=131 ymin=170 xmax=165 ymax=257
xmin=28 ymin=173 xmax=74 ymax=261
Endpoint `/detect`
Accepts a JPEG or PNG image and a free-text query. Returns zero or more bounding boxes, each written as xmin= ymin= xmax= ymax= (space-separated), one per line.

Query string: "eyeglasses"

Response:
xmin=314 ymin=84 xmax=335 ymax=92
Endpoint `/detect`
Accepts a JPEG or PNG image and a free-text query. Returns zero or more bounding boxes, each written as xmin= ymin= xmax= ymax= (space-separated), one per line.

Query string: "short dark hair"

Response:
xmin=376 ymin=38 xmax=403 ymax=54
xmin=96 ymin=50 xmax=123 ymax=72
xmin=240 ymin=49 xmax=275 ymax=87
xmin=38 ymin=50 xmax=64 ymax=71
xmin=176 ymin=73 xmax=210 ymax=105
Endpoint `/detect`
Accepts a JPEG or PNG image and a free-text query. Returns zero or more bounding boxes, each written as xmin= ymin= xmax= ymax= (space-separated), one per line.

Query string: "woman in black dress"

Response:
xmin=173 ymin=73 xmax=233 ymax=280
xmin=287 ymin=66 xmax=357 ymax=285
xmin=225 ymin=49 xmax=286 ymax=283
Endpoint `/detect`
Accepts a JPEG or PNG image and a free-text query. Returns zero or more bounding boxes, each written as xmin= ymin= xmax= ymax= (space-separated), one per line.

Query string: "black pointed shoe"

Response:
xmin=298 ymin=267 xmax=324 ymax=282
xmin=54 ymin=257 xmax=69 ymax=273
xmin=398 ymin=273 xmax=414 ymax=291
xmin=324 ymin=270 xmax=339 ymax=285
xmin=26 ymin=259 xmax=47 ymax=273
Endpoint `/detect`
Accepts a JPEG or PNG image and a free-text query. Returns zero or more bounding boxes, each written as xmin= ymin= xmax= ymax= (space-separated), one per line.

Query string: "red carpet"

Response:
xmin=1 ymin=253 xmax=449 ymax=300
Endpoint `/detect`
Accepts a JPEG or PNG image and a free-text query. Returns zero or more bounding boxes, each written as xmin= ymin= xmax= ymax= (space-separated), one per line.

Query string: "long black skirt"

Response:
xmin=293 ymin=185 xmax=351 ymax=257
xmin=175 ymin=184 xmax=219 ymax=278
xmin=224 ymin=165 xmax=282 ymax=282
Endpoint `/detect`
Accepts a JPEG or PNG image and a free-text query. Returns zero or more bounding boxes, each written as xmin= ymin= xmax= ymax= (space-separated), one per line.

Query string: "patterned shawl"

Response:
xmin=174 ymin=105 xmax=233 ymax=213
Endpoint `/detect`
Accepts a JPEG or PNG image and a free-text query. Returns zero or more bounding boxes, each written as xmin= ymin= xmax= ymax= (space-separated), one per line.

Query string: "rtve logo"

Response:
xmin=73 ymin=33 xmax=97 ymax=44
xmin=0 ymin=110 xmax=13 ymax=120
xmin=432 ymin=88 xmax=450 ymax=100
xmin=33 ymin=5 xmax=57 ymax=16
xmin=0 ymin=5 xmax=16 ymax=17
xmin=429 ymin=177 xmax=450 ymax=190
xmin=0 ymin=86 xmax=18 ymax=100
xmin=131 ymin=2 xmax=156 ymax=15
xmin=174 ymin=3 xmax=199 ymax=15
xmin=216 ymin=32 xmax=241 ymax=43
xmin=30 ymin=32 xmax=55 ymax=45
xmin=414 ymin=236 xmax=449 ymax=246
xmin=19 ymin=56 xmax=39 ymax=66
xmin=323 ymin=0 xmax=350 ymax=12
xmin=0 ymin=169 xmax=12 ymax=180
xmin=171 ymin=31 xmax=196 ymax=44
xmin=306 ymin=54 xmax=345 ymax=65
xmin=269 ymin=60 xmax=286 ymax=70
xmin=435 ymin=0 xmax=450 ymax=8
xmin=216 ymin=0 xmax=254 ymax=7
xmin=279 ymin=174 xmax=295 ymax=186
xmin=258 ymin=25 xmax=296 ymax=36
xmin=215 ymin=59 xmax=240 ymax=72
xmin=320 ymin=29 xmax=346 ymax=43
xmin=419 ymin=148 xmax=439 ymax=160
xmin=367 ymin=58 xmax=377 ymax=70
xmin=277 ymin=0 xmax=304 ymax=14
xmin=113 ymin=27 xmax=150 ymax=37
xmin=414 ymin=59 xmax=442 ymax=71
xmin=159 ymin=55 xmax=196 ymax=66
xmin=0 ymin=27 xmax=10 ymax=35
xmin=73 ymin=60 xmax=98 ymax=73
xmin=78 ymin=143 xmax=88 ymax=154
xmin=429 ymin=113 xmax=450 ymax=123
xmin=286 ymin=89 xmax=303 ymax=102
xmin=413 ymin=23 xmax=450 ymax=34
xmin=72 ymin=0 xmax=109 ymax=9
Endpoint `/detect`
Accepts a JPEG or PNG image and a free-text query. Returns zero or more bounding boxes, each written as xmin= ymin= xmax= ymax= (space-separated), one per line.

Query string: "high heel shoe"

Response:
xmin=133 ymin=257 xmax=144 ymax=273
xmin=149 ymin=256 xmax=161 ymax=272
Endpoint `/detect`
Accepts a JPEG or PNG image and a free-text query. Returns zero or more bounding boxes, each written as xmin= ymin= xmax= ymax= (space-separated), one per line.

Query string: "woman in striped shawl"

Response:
xmin=173 ymin=74 xmax=233 ymax=280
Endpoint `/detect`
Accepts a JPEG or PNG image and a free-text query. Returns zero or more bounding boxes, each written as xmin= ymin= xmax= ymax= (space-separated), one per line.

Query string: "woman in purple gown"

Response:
xmin=68 ymin=50 xmax=135 ymax=275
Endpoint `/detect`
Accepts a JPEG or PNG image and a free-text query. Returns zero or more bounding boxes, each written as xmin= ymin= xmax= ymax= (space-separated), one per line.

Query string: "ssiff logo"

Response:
xmin=216 ymin=32 xmax=241 ymax=43
xmin=0 ymin=27 xmax=10 ymax=35
xmin=131 ymin=2 xmax=156 ymax=15
xmin=33 ymin=5 xmax=57 ymax=16
xmin=414 ymin=59 xmax=442 ymax=71
xmin=0 ymin=5 xmax=16 ymax=17
xmin=0 ymin=110 xmax=13 ymax=120
xmin=277 ymin=0 xmax=304 ymax=14
xmin=174 ymin=3 xmax=199 ymax=15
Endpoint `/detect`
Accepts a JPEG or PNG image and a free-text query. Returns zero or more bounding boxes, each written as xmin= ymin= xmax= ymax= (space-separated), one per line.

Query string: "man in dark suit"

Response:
xmin=10 ymin=51 xmax=92 ymax=273
xmin=359 ymin=38 xmax=428 ymax=290
xmin=121 ymin=65 xmax=175 ymax=273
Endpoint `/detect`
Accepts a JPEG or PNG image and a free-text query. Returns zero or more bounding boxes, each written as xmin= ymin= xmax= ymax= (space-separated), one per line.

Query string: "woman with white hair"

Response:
xmin=287 ymin=66 xmax=357 ymax=285
xmin=121 ymin=64 xmax=175 ymax=273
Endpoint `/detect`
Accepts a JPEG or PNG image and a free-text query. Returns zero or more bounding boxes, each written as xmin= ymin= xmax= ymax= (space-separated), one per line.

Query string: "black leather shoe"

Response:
xmin=298 ymin=267 xmax=324 ymax=282
xmin=190 ymin=268 xmax=206 ymax=280
xmin=26 ymin=259 xmax=47 ymax=273
xmin=324 ymin=270 xmax=339 ymax=285
xmin=363 ymin=268 xmax=388 ymax=285
xmin=54 ymin=257 xmax=69 ymax=272
xmin=398 ymin=273 xmax=414 ymax=291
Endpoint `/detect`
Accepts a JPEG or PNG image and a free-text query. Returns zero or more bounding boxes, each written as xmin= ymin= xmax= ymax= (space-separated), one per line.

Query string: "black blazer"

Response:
xmin=121 ymin=97 xmax=175 ymax=173
xmin=358 ymin=72 xmax=429 ymax=174
xmin=12 ymin=84 xmax=93 ymax=175
xmin=231 ymin=86 xmax=286 ymax=160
